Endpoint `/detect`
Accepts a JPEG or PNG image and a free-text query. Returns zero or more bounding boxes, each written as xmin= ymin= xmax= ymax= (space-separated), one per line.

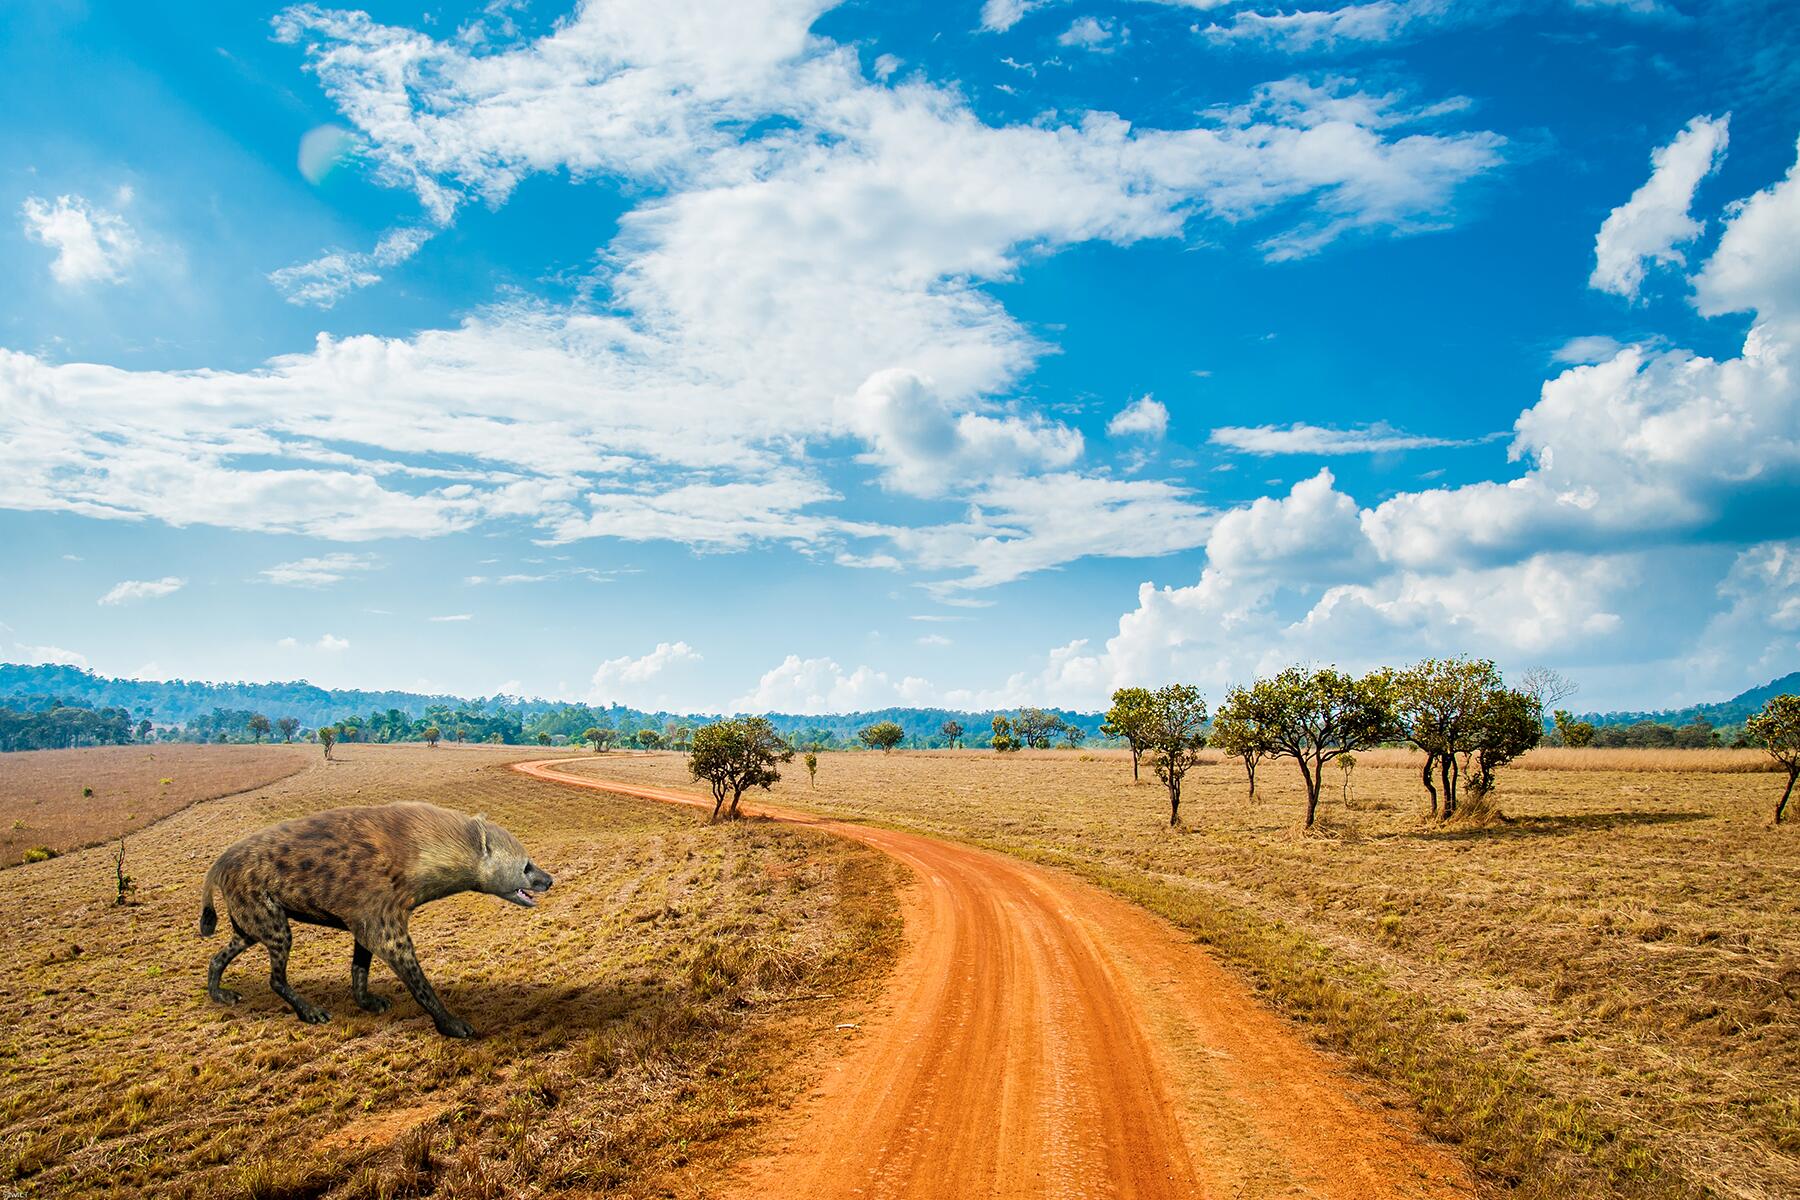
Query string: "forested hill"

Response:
xmin=0 ymin=663 xmax=1103 ymax=746
xmin=1577 ymin=672 xmax=1800 ymax=729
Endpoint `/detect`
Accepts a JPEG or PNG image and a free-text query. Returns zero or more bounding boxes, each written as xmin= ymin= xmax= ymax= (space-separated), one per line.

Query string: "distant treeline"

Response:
xmin=1573 ymin=670 xmax=1800 ymax=731
xmin=0 ymin=664 xmax=1106 ymax=751
xmin=0 ymin=696 xmax=141 ymax=752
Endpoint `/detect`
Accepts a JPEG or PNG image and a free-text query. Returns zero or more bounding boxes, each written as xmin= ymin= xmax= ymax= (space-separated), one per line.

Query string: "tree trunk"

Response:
xmin=1298 ymin=758 xmax=1319 ymax=827
xmin=1778 ymin=768 xmax=1797 ymax=823
xmin=1421 ymin=753 xmax=1437 ymax=816
xmin=728 ymin=785 xmax=747 ymax=819
xmin=1168 ymin=782 xmax=1181 ymax=826
xmin=1439 ymin=755 xmax=1458 ymax=820
xmin=1244 ymin=756 xmax=1257 ymax=799
xmin=710 ymin=787 xmax=727 ymax=822
xmin=1131 ymin=745 xmax=1141 ymax=782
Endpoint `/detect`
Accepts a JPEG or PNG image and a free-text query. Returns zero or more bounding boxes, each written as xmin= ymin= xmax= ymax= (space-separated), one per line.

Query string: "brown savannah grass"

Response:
xmin=0 ymin=743 xmax=309 ymax=868
xmin=0 ymin=744 xmax=900 ymax=1198
xmin=571 ymin=746 xmax=1800 ymax=1200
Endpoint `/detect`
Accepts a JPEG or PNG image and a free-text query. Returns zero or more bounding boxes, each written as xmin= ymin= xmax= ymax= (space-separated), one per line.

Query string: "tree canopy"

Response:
xmin=1746 ymin=694 xmax=1800 ymax=822
xmin=1144 ymin=685 xmax=1208 ymax=826
xmin=1101 ymin=687 xmax=1156 ymax=781
xmin=688 ymin=718 xmax=795 ymax=821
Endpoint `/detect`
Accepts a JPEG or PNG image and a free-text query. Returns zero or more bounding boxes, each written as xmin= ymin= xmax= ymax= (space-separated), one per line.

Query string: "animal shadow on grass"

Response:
xmin=1407 ymin=809 xmax=1711 ymax=843
xmin=220 ymin=975 xmax=663 ymax=1040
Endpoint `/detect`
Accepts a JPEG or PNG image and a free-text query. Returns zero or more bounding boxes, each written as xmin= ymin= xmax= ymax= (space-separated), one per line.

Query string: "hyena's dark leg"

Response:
xmin=350 ymin=941 xmax=390 ymax=1013
xmin=262 ymin=910 xmax=330 ymax=1025
xmin=207 ymin=933 xmax=250 ymax=1004
xmin=374 ymin=932 xmax=473 ymax=1038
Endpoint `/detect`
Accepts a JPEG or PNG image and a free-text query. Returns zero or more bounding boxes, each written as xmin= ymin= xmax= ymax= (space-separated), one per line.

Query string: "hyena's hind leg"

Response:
xmin=208 ymin=932 xmax=249 ymax=1005
xmin=258 ymin=907 xmax=330 ymax=1025
xmin=350 ymin=941 xmax=390 ymax=1013
xmin=371 ymin=930 xmax=473 ymax=1038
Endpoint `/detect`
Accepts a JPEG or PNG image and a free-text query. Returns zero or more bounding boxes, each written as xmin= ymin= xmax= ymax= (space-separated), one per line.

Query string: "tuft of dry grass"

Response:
xmin=570 ymin=748 xmax=1800 ymax=1200
xmin=0 ymin=745 xmax=900 ymax=1198
xmin=0 ymin=744 xmax=309 ymax=868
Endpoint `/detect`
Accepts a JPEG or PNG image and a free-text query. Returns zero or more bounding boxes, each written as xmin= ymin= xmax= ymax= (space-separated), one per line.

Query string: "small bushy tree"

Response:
xmin=1209 ymin=698 xmax=1271 ymax=799
xmin=1241 ymin=666 xmax=1393 ymax=828
xmin=1394 ymin=658 xmax=1540 ymax=819
xmin=1746 ymin=694 xmax=1800 ymax=822
xmin=637 ymin=728 xmax=662 ymax=750
xmin=1062 ymin=724 xmax=1086 ymax=748
xmin=940 ymin=719 xmax=964 ymax=749
xmin=582 ymin=726 xmax=610 ymax=753
xmin=689 ymin=718 xmax=794 ymax=821
xmin=317 ymin=726 xmax=336 ymax=760
xmin=1014 ymin=707 xmax=1061 ymax=750
xmin=1145 ymin=684 xmax=1208 ymax=826
xmin=990 ymin=715 xmax=1020 ymax=753
xmin=859 ymin=721 xmax=905 ymax=753
xmin=805 ymin=750 xmax=819 ymax=787
xmin=247 ymin=714 xmax=271 ymax=742
xmin=1553 ymin=709 xmax=1596 ymax=748
xmin=422 ymin=725 xmax=441 ymax=748
xmin=537 ymin=732 xmax=552 ymax=746
xmin=1101 ymin=687 xmax=1156 ymax=782
xmin=275 ymin=716 xmax=300 ymax=743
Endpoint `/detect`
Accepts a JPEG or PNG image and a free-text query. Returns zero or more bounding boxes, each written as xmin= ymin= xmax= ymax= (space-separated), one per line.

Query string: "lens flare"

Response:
xmin=297 ymin=125 xmax=355 ymax=185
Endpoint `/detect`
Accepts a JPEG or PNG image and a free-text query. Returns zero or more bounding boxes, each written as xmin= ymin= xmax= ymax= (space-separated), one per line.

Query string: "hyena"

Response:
xmin=199 ymin=802 xmax=553 ymax=1037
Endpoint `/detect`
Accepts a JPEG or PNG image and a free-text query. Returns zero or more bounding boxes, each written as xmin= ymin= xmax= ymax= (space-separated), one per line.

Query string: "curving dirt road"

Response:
xmin=515 ymin=758 xmax=1474 ymax=1200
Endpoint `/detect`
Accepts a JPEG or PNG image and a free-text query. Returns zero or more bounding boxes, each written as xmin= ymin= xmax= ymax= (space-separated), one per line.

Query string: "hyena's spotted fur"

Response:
xmin=199 ymin=802 xmax=553 ymax=1037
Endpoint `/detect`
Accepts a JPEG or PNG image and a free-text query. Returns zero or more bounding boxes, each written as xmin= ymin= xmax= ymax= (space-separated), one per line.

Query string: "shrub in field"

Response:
xmin=990 ymin=716 xmax=1021 ymax=753
xmin=423 ymin=725 xmax=441 ymax=747
xmin=1062 ymin=724 xmax=1086 ymax=748
xmin=1553 ymin=709 xmax=1597 ymax=748
xmin=1145 ymin=685 xmax=1208 ymax=826
xmin=940 ymin=720 xmax=963 ymax=748
xmin=805 ymin=751 xmax=818 ymax=786
xmin=581 ymin=725 xmax=611 ymax=752
xmin=689 ymin=717 xmax=794 ymax=821
xmin=1745 ymin=694 xmax=1800 ymax=822
xmin=275 ymin=716 xmax=300 ymax=743
xmin=1101 ymin=687 xmax=1156 ymax=782
xmin=317 ymin=726 xmax=336 ymax=760
xmin=637 ymin=728 xmax=662 ymax=750
xmin=859 ymin=721 xmax=905 ymax=753
xmin=1014 ymin=707 xmax=1063 ymax=749
xmin=23 ymin=846 xmax=56 ymax=863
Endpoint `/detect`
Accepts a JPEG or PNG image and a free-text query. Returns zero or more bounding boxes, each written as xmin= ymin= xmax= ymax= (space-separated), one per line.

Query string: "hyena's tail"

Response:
xmin=199 ymin=865 xmax=220 ymax=936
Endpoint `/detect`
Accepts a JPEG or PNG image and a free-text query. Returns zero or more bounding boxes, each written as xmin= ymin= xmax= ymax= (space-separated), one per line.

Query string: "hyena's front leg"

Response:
xmin=208 ymin=933 xmax=249 ymax=1004
xmin=350 ymin=941 xmax=390 ymax=1013
xmin=375 ymin=932 xmax=473 ymax=1038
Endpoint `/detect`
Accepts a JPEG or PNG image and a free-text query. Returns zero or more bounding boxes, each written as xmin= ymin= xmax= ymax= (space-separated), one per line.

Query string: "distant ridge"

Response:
xmin=1576 ymin=671 xmax=1800 ymax=729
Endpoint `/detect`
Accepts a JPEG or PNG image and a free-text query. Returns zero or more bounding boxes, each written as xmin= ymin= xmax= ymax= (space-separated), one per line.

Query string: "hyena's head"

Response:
xmin=471 ymin=817 xmax=554 ymax=908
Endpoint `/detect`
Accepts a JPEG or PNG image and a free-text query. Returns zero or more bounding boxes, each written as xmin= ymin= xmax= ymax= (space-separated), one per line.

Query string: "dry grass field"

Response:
xmin=0 ymin=744 xmax=900 ymax=1199
xmin=570 ymin=746 xmax=1800 ymax=1200
xmin=0 ymin=744 xmax=309 ymax=868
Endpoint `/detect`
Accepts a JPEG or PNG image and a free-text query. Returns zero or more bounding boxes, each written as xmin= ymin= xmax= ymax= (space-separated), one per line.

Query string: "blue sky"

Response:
xmin=2 ymin=0 xmax=1797 ymax=713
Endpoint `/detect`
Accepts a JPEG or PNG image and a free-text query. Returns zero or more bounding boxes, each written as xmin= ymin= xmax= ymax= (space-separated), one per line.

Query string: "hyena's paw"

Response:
xmin=293 ymin=1003 xmax=332 ymax=1025
xmin=209 ymin=987 xmax=241 ymax=1005
xmin=434 ymin=1015 xmax=476 ymax=1039
xmin=355 ymin=993 xmax=391 ymax=1014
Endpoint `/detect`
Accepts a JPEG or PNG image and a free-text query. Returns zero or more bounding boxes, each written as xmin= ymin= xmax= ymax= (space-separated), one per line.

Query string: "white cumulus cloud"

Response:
xmin=1107 ymin=395 xmax=1168 ymax=440
xmin=1590 ymin=115 xmax=1729 ymax=300
xmin=21 ymin=192 xmax=138 ymax=286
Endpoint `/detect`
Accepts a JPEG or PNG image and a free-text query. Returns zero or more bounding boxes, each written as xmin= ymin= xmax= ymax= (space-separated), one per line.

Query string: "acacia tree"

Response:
xmin=1014 ymin=707 xmax=1060 ymax=749
xmin=1393 ymin=659 xmax=1539 ymax=819
xmin=859 ymin=721 xmax=905 ymax=753
xmin=688 ymin=718 xmax=794 ymax=821
xmin=990 ymin=715 xmax=1020 ymax=753
xmin=1062 ymin=724 xmax=1086 ymax=748
xmin=940 ymin=719 xmax=964 ymax=749
xmin=636 ymin=728 xmax=662 ymax=750
xmin=1209 ymin=697 xmax=1271 ymax=799
xmin=423 ymin=725 xmax=441 ymax=748
xmin=1746 ymin=694 xmax=1800 ymax=822
xmin=276 ymin=716 xmax=300 ymax=743
xmin=247 ymin=714 xmax=271 ymax=742
xmin=1101 ymin=687 xmax=1156 ymax=782
xmin=1145 ymin=685 xmax=1208 ymax=826
xmin=317 ymin=726 xmax=336 ymax=761
xmin=1245 ymin=666 xmax=1394 ymax=828
xmin=582 ymin=726 xmax=611 ymax=752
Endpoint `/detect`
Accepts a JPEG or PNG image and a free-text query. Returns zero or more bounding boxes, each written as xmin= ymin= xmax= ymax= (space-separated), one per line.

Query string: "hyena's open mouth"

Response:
xmin=505 ymin=887 xmax=543 ymax=908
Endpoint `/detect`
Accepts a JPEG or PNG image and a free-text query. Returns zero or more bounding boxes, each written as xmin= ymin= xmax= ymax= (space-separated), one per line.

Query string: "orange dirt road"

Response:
xmin=515 ymin=759 xmax=1474 ymax=1200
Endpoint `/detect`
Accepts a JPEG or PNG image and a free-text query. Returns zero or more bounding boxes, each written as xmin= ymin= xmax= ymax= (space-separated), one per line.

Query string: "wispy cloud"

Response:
xmin=1209 ymin=422 xmax=1493 ymax=456
xmin=21 ymin=191 xmax=138 ymax=286
xmin=260 ymin=553 xmax=381 ymax=587
xmin=428 ymin=613 xmax=473 ymax=622
xmin=98 ymin=576 xmax=185 ymax=606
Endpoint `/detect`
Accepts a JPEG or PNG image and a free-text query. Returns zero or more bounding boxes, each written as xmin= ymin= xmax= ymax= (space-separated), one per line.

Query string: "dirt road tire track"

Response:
xmin=515 ymin=758 xmax=1475 ymax=1200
